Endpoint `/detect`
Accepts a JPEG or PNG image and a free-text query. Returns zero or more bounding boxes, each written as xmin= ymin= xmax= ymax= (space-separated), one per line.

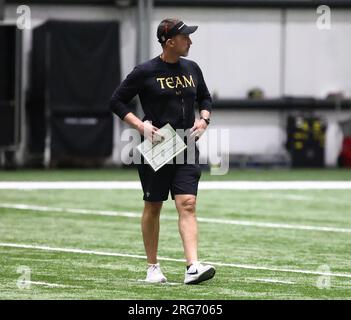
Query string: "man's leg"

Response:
xmin=174 ymin=194 xmax=216 ymax=284
xmin=142 ymin=200 xmax=163 ymax=264
xmin=174 ymin=194 xmax=198 ymax=266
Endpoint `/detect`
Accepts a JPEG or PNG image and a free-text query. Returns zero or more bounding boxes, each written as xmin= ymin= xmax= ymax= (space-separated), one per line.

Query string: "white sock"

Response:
xmin=187 ymin=261 xmax=199 ymax=269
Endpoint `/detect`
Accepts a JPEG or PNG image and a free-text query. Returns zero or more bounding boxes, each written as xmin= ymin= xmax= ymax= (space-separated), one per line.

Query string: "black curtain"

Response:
xmin=27 ymin=20 xmax=120 ymax=164
xmin=51 ymin=115 xmax=113 ymax=157
xmin=0 ymin=25 xmax=16 ymax=148
xmin=27 ymin=23 xmax=47 ymax=156
xmin=48 ymin=20 xmax=119 ymax=114
xmin=0 ymin=26 xmax=15 ymax=102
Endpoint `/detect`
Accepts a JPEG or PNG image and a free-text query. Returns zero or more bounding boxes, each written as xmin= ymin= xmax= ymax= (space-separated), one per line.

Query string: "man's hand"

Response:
xmin=190 ymin=118 xmax=208 ymax=141
xmin=137 ymin=120 xmax=164 ymax=144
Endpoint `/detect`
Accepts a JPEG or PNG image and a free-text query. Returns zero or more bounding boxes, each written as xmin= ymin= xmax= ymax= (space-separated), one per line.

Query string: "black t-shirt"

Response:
xmin=110 ymin=56 xmax=212 ymax=130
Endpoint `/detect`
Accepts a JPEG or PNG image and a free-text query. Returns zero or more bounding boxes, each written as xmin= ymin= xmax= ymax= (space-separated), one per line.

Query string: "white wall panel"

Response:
xmin=151 ymin=7 xmax=282 ymax=99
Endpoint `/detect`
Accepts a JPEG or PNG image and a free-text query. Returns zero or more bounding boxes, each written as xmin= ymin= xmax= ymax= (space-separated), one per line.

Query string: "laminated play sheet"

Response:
xmin=136 ymin=123 xmax=187 ymax=171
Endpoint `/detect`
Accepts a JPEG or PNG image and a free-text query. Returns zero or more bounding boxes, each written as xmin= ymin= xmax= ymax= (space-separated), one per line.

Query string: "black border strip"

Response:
xmin=155 ymin=0 xmax=351 ymax=8
xmin=5 ymin=1 xmax=351 ymax=9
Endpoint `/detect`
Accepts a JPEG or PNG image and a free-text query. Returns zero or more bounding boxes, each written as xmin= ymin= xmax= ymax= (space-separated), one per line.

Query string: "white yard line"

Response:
xmin=24 ymin=281 xmax=81 ymax=288
xmin=251 ymin=278 xmax=296 ymax=285
xmin=260 ymin=193 xmax=351 ymax=205
xmin=2 ymin=242 xmax=351 ymax=279
xmin=0 ymin=203 xmax=141 ymax=218
xmin=1 ymin=203 xmax=350 ymax=234
xmin=260 ymin=194 xmax=316 ymax=201
xmin=136 ymin=279 xmax=182 ymax=286
xmin=200 ymin=181 xmax=351 ymax=190
xmin=196 ymin=218 xmax=351 ymax=233
xmin=0 ymin=181 xmax=351 ymax=190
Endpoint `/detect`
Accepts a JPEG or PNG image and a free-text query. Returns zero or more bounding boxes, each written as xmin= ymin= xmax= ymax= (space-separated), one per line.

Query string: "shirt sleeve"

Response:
xmin=195 ymin=63 xmax=212 ymax=113
xmin=110 ymin=66 xmax=144 ymax=120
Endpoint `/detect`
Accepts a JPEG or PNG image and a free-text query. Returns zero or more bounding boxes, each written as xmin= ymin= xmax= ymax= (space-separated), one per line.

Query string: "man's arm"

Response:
xmin=110 ymin=67 xmax=162 ymax=141
xmin=122 ymin=112 xmax=143 ymax=132
xmin=200 ymin=110 xmax=211 ymax=122
xmin=110 ymin=65 xmax=148 ymax=121
xmin=190 ymin=64 xmax=212 ymax=139
xmin=195 ymin=63 xmax=212 ymax=115
xmin=190 ymin=110 xmax=210 ymax=140
xmin=124 ymin=112 xmax=163 ymax=142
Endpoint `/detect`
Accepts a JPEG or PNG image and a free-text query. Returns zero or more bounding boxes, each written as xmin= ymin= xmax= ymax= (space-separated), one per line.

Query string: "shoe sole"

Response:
xmin=185 ymin=267 xmax=216 ymax=285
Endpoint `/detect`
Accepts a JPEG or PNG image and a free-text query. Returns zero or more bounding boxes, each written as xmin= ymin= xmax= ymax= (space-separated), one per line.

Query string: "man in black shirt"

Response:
xmin=110 ymin=18 xmax=215 ymax=285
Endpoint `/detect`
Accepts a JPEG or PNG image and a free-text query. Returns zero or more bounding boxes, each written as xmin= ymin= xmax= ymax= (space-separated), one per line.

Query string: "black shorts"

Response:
xmin=137 ymin=162 xmax=202 ymax=202
xmin=137 ymin=138 xmax=201 ymax=201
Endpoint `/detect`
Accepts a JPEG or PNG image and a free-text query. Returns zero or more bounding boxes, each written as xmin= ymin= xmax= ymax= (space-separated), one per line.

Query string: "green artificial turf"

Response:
xmin=0 ymin=168 xmax=350 ymax=299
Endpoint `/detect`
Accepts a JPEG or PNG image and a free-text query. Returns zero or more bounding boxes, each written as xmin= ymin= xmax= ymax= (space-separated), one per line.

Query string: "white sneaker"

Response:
xmin=184 ymin=262 xmax=216 ymax=285
xmin=145 ymin=263 xmax=167 ymax=283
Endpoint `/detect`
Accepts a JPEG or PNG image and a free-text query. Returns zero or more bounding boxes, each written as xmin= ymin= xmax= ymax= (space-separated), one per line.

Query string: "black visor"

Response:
xmin=158 ymin=21 xmax=198 ymax=44
xmin=178 ymin=23 xmax=198 ymax=35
